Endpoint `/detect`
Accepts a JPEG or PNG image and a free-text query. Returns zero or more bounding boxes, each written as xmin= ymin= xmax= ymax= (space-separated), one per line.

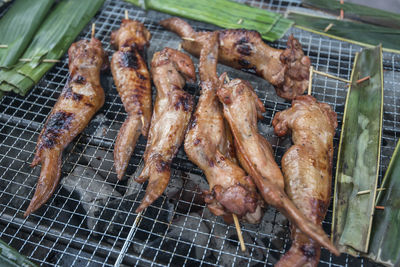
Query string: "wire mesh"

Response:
xmin=0 ymin=0 xmax=398 ymax=266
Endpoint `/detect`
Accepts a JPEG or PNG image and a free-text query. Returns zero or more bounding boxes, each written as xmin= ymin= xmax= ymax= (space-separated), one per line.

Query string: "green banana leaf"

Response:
xmin=287 ymin=12 xmax=400 ymax=54
xmin=0 ymin=0 xmax=54 ymax=68
xmin=332 ymin=45 xmax=383 ymax=255
xmin=365 ymin=140 xmax=400 ymax=266
xmin=0 ymin=239 xmax=38 ymax=267
xmin=302 ymin=0 xmax=400 ymax=30
xmin=124 ymin=0 xmax=293 ymax=41
xmin=0 ymin=0 xmax=105 ymax=96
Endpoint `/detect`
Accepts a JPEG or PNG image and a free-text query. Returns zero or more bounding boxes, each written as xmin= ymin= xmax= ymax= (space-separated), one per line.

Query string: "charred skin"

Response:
xmin=184 ymin=33 xmax=263 ymax=223
xmin=111 ymin=19 xmax=152 ymax=180
xmin=27 ymin=38 xmax=107 ymax=217
xmin=272 ymin=95 xmax=338 ymax=267
xmin=160 ymin=17 xmax=311 ymax=100
xmin=216 ymin=81 xmax=340 ymax=256
xmin=135 ymin=48 xmax=195 ymax=212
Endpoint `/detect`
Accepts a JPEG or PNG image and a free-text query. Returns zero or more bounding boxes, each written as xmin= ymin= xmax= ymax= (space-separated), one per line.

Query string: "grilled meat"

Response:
xmin=184 ymin=32 xmax=263 ymax=224
xmin=111 ymin=19 xmax=152 ymax=180
xmin=160 ymin=17 xmax=310 ymax=100
xmin=135 ymin=48 xmax=195 ymax=212
xmin=27 ymin=37 xmax=107 ymax=217
xmin=217 ymin=80 xmax=339 ymax=256
xmin=272 ymin=95 xmax=338 ymax=267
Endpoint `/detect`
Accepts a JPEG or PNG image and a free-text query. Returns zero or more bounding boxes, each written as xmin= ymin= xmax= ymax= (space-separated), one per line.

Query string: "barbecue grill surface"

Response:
xmin=0 ymin=0 xmax=399 ymax=266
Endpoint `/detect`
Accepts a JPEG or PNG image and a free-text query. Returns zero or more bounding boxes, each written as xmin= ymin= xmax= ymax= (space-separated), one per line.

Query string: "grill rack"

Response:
xmin=0 ymin=0 xmax=399 ymax=266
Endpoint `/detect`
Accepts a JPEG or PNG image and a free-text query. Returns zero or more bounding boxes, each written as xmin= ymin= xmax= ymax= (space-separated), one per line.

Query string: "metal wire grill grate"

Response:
xmin=0 ymin=0 xmax=399 ymax=266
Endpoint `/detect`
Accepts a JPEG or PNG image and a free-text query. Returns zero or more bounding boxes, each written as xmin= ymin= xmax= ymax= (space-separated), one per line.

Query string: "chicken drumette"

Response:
xmin=184 ymin=32 xmax=263 ymax=223
xmin=27 ymin=37 xmax=107 ymax=216
xmin=217 ymin=80 xmax=339 ymax=256
xmin=135 ymin=48 xmax=195 ymax=212
xmin=273 ymin=95 xmax=338 ymax=267
xmin=111 ymin=19 xmax=152 ymax=180
xmin=161 ymin=17 xmax=310 ymax=100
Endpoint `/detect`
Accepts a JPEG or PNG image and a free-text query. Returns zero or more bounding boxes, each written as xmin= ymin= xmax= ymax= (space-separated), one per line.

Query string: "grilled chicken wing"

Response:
xmin=111 ymin=19 xmax=152 ymax=180
xmin=216 ymin=80 xmax=339 ymax=256
xmin=160 ymin=17 xmax=310 ymax=100
xmin=184 ymin=32 xmax=263 ymax=223
xmin=135 ymin=48 xmax=195 ymax=212
xmin=272 ymin=95 xmax=338 ymax=267
xmin=27 ymin=37 xmax=107 ymax=217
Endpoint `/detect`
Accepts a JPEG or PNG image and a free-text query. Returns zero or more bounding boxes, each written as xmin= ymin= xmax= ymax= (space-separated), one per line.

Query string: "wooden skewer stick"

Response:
xmin=375 ymin=206 xmax=385 ymax=210
xmin=324 ymin=23 xmax=334 ymax=33
xmin=42 ymin=59 xmax=60 ymax=63
xmin=91 ymin=23 xmax=96 ymax=39
xmin=357 ymin=187 xmax=386 ymax=196
xmin=232 ymin=214 xmax=246 ymax=252
xmin=140 ymin=115 xmax=145 ymax=127
xmin=125 ymin=10 xmax=129 ymax=20
xmin=114 ymin=210 xmax=143 ymax=267
xmin=0 ymin=45 xmax=8 ymax=48
xmin=182 ymin=37 xmax=196 ymax=42
xmin=225 ymin=74 xmax=230 ymax=83
xmin=308 ymin=66 xmax=313 ymax=95
xmin=356 ymin=76 xmax=370 ymax=84
xmin=312 ymin=69 xmax=351 ymax=83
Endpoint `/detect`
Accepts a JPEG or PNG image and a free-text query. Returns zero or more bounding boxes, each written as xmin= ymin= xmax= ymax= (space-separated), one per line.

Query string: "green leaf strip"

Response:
xmin=332 ymin=45 xmax=383 ymax=255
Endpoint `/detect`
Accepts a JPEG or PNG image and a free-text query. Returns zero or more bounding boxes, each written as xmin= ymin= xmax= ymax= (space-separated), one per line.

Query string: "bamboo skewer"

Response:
xmin=312 ymin=69 xmax=351 ymax=83
xmin=182 ymin=37 xmax=196 ymax=42
xmin=308 ymin=66 xmax=313 ymax=95
xmin=91 ymin=23 xmax=96 ymax=39
xmin=323 ymin=23 xmax=334 ymax=33
xmin=223 ymin=74 xmax=246 ymax=252
xmin=125 ymin=10 xmax=129 ymax=20
xmin=0 ymin=45 xmax=8 ymax=48
xmin=357 ymin=75 xmax=370 ymax=84
xmin=232 ymin=214 xmax=246 ymax=252
xmin=114 ymin=210 xmax=143 ymax=266
xmin=357 ymin=187 xmax=386 ymax=196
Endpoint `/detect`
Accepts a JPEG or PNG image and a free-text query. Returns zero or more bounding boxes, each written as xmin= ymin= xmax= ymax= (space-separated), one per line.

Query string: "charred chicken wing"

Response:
xmin=135 ymin=48 xmax=195 ymax=212
xmin=184 ymin=32 xmax=263 ymax=224
xmin=272 ymin=95 xmax=338 ymax=267
xmin=27 ymin=37 xmax=107 ymax=217
xmin=217 ymin=80 xmax=339 ymax=256
xmin=160 ymin=17 xmax=310 ymax=100
xmin=111 ymin=19 xmax=152 ymax=180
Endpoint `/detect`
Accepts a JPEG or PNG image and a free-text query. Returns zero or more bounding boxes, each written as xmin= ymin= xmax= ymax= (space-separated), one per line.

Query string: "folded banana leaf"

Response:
xmin=0 ymin=239 xmax=38 ymax=267
xmin=302 ymin=0 xmax=400 ymax=30
xmin=0 ymin=0 xmax=54 ymax=68
xmin=366 ymin=140 xmax=400 ymax=266
xmin=0 ymin=0 xmax=105 ymax=96
xmin=287 ymin=12 xmax=400 ymax=54
xmin=332 ymin=45 xmax=383 ymax=255
xmin=124 ymin=0 xmax=293 ymax=41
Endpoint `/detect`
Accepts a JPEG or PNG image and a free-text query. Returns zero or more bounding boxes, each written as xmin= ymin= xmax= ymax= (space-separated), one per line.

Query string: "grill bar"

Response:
xmin=0 ymin=0 xmax=398 ymax=266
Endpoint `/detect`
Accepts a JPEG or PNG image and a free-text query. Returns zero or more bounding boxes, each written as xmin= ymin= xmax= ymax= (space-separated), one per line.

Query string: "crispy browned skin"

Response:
xmin=135 ymin=48 xmax=195 ymax=212
xmin=184 ymin=32 xmax=263 ymax=224
xmin=216 ymin=80 xmax=339 ymax=256
xmin=272 ymin=95 xmax=338 ymax=267
xmin=111 ymin=19 xmax=152 ymax=180
xmin=27 ymin=38 xmax=107 ymax=217
xmin=160 ymin=17 xmax=310 ymax=100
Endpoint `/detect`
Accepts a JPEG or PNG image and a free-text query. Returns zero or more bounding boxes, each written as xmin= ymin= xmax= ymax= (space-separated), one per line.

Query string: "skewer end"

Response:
xmin=356 ymin=75 xmax=370 ymax=84
xmin=308 ymin=66 xmax=313 ymax=95
xmin=232 ymin=214 xmax=246 ymax=252
xmin=125 ymin=10 xmax=129 ymax=20
xmin=91 ymin=23 xmax=96 ymax=39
